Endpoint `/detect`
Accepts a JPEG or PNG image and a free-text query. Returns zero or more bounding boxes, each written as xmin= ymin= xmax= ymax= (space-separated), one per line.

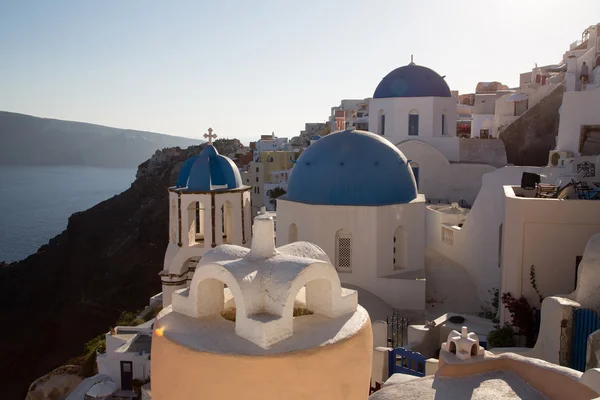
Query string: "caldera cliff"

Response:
xmin=0 ymin=143 xmax=212 ymax=399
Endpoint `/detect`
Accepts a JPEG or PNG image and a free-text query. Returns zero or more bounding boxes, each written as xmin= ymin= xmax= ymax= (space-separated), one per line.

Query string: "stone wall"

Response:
xmin=499 ymin=83 xmax=565 ymax=166
xmin=459 ymin=139 xmax=507 ymax=167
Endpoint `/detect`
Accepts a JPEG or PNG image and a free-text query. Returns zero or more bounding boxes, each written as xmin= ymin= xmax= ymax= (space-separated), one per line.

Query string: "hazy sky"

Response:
xmin=1 ymin=1 xmax=598 ymax=143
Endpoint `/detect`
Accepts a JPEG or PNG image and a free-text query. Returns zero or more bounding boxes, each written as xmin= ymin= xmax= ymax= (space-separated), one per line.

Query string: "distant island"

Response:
xmin=0 ymin=111 xmax=203 ymax=168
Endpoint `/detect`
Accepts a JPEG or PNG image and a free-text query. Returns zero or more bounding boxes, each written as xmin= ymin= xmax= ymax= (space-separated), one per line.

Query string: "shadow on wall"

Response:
xmin=498 ymin=83 xmax=565 ymax=166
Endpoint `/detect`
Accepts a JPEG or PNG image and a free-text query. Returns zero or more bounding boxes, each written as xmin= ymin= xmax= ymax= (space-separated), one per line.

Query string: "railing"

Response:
xmin=388 ymin=347 xmax=426 ymax=377
xmin=386 ymin=310 xmax=409 ymax=348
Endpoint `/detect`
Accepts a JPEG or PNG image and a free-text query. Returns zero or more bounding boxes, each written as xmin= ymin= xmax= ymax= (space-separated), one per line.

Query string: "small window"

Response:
xmin=256 ymin=167 xmax=259 ymax=173
xmin=480 ymin=129 xmax=490 ymax=139
xmin=409 ymin=110 xmax=419 ymax=136
xmin=257 ymin=187 xmax=260 ymax=195
xmin=442 ymin=227 xmax=453 ymax=245
xmin=256 ymin=177 xmax=259 ymax=182
xmin=442 ymin=114 xmax=445 ymax=135
xmin=335 ymin=229 xmax=352 ymax=271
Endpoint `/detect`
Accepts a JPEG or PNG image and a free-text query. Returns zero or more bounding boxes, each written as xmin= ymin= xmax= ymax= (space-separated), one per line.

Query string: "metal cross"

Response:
xmin=204 ymin=127 xmax=217 ymax=144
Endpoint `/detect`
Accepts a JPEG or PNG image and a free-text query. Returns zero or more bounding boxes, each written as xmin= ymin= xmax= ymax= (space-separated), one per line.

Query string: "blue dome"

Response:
xmin=373 ymin=64 xmax=451 ymax=99
xmin=285 ymin=130 xmax=418 ymax=206
xmin=176 ymin=145 xmax=243 ymax=191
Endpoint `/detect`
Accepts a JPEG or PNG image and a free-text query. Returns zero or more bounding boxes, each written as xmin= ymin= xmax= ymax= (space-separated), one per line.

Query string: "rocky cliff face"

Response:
xmin=499 ymin=83 xmax=565 ymax=166
xmin=0 ymin=144 xmax=206 ymax=399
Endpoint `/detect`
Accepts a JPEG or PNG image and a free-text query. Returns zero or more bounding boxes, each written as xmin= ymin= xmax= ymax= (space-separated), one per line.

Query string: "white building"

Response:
xmin=96 ymin=321 xmax=153 ymax=393
xmin=253 ymin=133 xmax=289 ymax=155
xmin=367 ymin=60 xmax=507 ymax=205
xmin=160 ymin=142 xmax=252 ymax=306
xmin=276 ymin=129 xmax=427 ymax=310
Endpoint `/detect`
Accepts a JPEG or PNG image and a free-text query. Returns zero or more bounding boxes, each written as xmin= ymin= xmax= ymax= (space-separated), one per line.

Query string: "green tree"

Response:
xmin=267 ymin=187 xmax=287 ymax=210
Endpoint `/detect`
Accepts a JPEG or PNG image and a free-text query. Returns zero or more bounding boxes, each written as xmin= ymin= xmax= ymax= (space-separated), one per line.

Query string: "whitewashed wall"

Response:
xmin=276 ymin=198 xmax=426 ymax=310
xmin=397 ymin=140 xmax=496 ymax=204
xmin=501 ymin=186 xmax=600 ymax=319
xmin=471 ymin=114 xmax=495 ymax=138
xmin=556 ymin=87 xmax=600 ymax=155
xmin=425 ymin=166 xmax=567 ymax=305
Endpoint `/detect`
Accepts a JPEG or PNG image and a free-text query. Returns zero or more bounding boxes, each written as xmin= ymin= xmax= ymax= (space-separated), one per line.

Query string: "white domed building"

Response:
xmin=368 ymin=61 xmax=506 ymax=205
xmin=276 ymin=129 xmax=426 ymax=311
xmin=160 ymin=143 xmax=252 ymax=306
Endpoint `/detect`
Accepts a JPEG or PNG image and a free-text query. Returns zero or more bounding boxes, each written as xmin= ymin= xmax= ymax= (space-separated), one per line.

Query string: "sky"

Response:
xmin=1 ymin=1 xmax=598 ymax=144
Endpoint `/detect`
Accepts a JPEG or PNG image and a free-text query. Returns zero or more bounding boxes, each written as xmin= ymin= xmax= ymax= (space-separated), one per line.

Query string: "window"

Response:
xmin=335 ymin=229 xmax=352 ymax=271
xmin=480 ymin=129 xmax=489 ymax=139
xmin=409 ymin=110 xmax=419 ymax=135
xmin=289 ymin=223 xmax=298 ymax=243
xmin=378 ymin=109 xmax=385 ymax=136
xmin=575 ymin=256 xmax=583 ymax=290
xmin=221 ymin=201 xmax=233 ymax=244
xmin=441 ymin=114 xmax=445 ymax=135
xmin=256 ymin=167 xmax=259 ymax=173
xmin=257 ymin=187 xmax=260 ymax=195
xmin=442 ymin=227 xmax=453 ymax=245
xmin=256 ymin=177 xmax=259 ymax=182
xmin=187 ymin=201 xmax=205 ymax=247
xmin=394 ymin=226 xmax=406 ymax=270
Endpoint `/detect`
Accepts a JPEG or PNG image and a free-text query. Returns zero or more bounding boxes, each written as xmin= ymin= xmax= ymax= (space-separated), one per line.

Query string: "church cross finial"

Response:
xmin=204 ymin=127 xmax=217 ymax=144
xmin=410 ymin=54 xmax=415 ymax=65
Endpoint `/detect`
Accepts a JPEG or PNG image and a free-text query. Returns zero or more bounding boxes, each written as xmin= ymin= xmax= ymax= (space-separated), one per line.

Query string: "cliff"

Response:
xmin=0 ymin=111 xmax=203 ymax=168
xmin=0 ymin=144 xmax=209 ymax=399
xmin=499 ymin=83 xmax=565 ymax=166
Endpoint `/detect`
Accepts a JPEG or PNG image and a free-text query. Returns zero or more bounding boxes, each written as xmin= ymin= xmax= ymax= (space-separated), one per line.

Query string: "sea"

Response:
xmin=0 ymin=166 xmax=136 ymax=262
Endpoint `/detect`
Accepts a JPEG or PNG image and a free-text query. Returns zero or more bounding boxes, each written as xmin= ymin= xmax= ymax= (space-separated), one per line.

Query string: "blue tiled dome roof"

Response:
xmin=373 ymin=64 xmax=451 ymax=99
xmin=285 ymin=130 xmax=418 ymax=206
xmin=176 ymin=145 xmax=243 ymax=191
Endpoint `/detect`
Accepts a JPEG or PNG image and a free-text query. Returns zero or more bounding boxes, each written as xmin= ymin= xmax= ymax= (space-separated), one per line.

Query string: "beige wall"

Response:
xmin=437 ymin=353 xmax=599 ymax=400
xmin=151 ymin=319 xmax=373 ymax=400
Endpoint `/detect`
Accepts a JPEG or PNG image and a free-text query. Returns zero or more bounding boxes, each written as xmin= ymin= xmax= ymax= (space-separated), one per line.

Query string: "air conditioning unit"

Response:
xmin=548 ymin=150 xmax=573 ymax=166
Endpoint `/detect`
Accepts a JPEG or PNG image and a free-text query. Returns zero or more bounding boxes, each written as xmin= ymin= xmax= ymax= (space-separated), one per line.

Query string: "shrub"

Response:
xmin=116 ymin=311 xmax=144 ymax=327
xmin=477 ymin=288 xmax=499 ymax=322
xmin=487 ymin=323 xmax=516 ymax=348
xmin=501 ymin=292 xmax=540 ymax=347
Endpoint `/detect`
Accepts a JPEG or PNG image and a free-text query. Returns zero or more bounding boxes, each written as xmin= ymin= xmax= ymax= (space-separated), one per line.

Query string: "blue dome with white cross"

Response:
xmin=284 ymin=130 xmax=418 ymax=206
xmin=176 ymin=145 xmax=243 ymax=191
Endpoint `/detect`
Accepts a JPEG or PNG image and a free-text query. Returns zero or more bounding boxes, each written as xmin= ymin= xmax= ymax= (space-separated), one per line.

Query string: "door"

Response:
xmin=120 ymin=361 xmax=133 ymax=390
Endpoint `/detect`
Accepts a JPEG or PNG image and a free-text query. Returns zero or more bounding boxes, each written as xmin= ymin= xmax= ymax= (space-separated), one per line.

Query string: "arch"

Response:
xmin=335 ymin=229 xmax=352 ymax=272
xmin=394 ymin=226 xmax=407 ymax=270
xmin=449 ymin=341 xmax=457 ymax=354
xmin=186 ymin=201 xmax=205 ymax=247
xmin=461 ymin=97 xmax=471 ymax=105
xmin=471 ymin=343 xmax=478 ymax=356
xmin=289 ymin=223 xmax=298 ymax=243
xmin=174 ymin=263 xmax=247 ymax=320
xmin=221 ymin=200 xmax=233 ymax=244
xmin=282 ymin=262 xmax=348 ymax=319
xmin=408 ymin=109 xmax=419 ymax=136
xmin=378 ymin=109 xmax=385 ymax=136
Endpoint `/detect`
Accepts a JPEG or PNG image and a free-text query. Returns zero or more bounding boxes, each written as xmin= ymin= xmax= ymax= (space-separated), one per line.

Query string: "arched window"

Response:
xmin=289 ymin=223 xmax=298 ymax=243
xmin=335 ymin=229 xmax=352 ymax=272
xmin=408 ymin=110 xmax=419 ymax=136
xmin=441 ymin=114 xmax=446 ymax=135
xmin=394 ymin=226 xmax=406 ymax=270
xmin=187 ymin=201 xmax=205 ymax=247
xmin=221 ymin=201 xmax=233 ymax=244
xmin=378 ymin=109 xmax=385 ymax=136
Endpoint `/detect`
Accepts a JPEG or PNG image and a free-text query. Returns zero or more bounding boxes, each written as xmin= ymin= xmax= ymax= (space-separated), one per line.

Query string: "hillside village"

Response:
xmin=25 ymin=22 xmax=600 ymax=400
